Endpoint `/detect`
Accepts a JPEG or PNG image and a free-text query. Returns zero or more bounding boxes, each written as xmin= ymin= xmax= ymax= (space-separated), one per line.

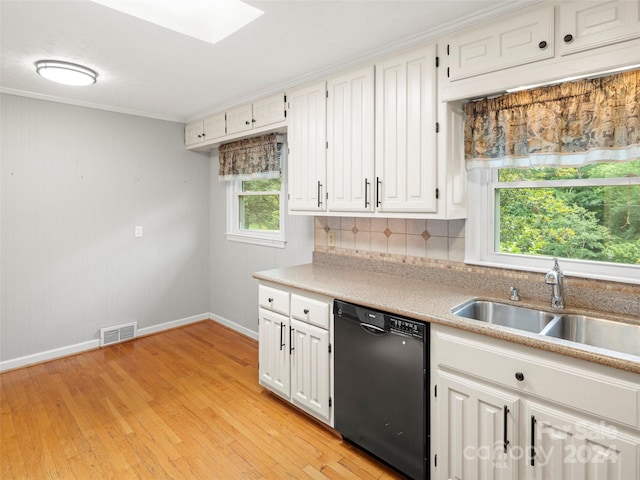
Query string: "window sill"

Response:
xmin=225 ymin=232 xmax=286 ymax=249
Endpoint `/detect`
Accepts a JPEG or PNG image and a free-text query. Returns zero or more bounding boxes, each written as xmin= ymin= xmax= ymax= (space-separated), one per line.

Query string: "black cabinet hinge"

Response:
xmin=326 ymin=90 xmax=329 ymax=98
xmin=434 ymin=454 xmax=438 ymax=467
xmin=447 ymin=67 xmax=450 ymax=78
xmin=435 ymin=56 xmax=439 ymax=68
xmin=284 ymin=110 xmax=287 ymax=118
xmin=434 ymin=384 xmax=438 ymax=397
xmin=447 ymin=44 xmax=450 ymax=55
xmin=284 ymin=94 xmax=287 ymax=103
xmin=329 ymin=397 xmax=332 ymax=407
xmin=326 ymin=141 xmax=329 ymax=149
xmin=328 ymin=343 xmax=332 ymax=353
xmin=436 ymin=122 xmax=440 ymax=133
xmin=435 ymin=188 xmax=440 ymax=200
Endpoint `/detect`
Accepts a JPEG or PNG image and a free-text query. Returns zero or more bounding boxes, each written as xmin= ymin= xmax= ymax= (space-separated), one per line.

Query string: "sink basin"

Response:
xmin=451 ymin=300 xmax=640 ymax=358
xmin=542 ymin=314 xmax=640 ymax=357
xmin=451 ymin=300 xmax=556 ymax=333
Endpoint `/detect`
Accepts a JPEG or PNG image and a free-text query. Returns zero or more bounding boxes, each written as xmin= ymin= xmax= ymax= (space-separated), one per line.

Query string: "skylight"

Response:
xmin=91 ymin=0 xmax=263 ymax=44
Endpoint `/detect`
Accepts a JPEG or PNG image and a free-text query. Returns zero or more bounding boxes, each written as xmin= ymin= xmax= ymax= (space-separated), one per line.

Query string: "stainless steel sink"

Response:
xmin=542 ymin=314 xmax=640 ymax=357
xmin=451 ymin=300 xmax=556 ymax=333
xmin=451 ymin=299 xmax=640 ymax=358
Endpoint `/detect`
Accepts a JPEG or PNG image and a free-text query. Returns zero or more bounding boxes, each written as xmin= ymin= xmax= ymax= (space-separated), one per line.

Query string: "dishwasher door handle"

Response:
xmin=359 ymin=323 xmax=387 ymax=335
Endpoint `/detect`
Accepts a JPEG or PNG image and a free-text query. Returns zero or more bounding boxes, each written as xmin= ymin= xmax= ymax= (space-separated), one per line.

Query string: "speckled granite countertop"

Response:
xmin=253 ymin=263 xmax=640 ymax=375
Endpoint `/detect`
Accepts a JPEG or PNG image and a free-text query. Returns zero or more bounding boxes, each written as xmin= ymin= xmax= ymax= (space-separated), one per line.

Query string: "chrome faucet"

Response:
xmin=544 ymin=258 xmax=564 ymax=309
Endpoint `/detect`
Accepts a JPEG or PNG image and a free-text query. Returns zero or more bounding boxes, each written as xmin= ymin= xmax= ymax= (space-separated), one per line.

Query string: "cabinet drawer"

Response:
xmin=258 ymin=285 xmax=289 ymax=316
xmin=435 ymin=328 xmax=640 ymax=428
xmin=291 ymin=294 xmax=330 ymax=329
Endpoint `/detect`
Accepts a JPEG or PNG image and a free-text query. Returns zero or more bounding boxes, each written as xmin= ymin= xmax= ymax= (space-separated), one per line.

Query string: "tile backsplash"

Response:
xmin=314 ymin=216 xmax=465 ymax=262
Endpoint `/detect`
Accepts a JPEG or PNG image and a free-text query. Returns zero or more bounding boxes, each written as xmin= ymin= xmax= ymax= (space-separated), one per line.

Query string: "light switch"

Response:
xmin=135 ymin=226 xmax=143 ymax=238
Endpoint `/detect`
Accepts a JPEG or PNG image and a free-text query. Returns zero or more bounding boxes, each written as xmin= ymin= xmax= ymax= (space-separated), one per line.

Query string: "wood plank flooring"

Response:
xmin=1 ymin=321 xmax=404 ymax=479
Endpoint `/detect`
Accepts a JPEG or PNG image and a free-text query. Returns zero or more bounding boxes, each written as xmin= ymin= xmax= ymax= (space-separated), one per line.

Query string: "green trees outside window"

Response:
xmin=497 ymin=162 xmax=640 ymax=265
xmin=239 ymin=178 xmax=281 ymax=232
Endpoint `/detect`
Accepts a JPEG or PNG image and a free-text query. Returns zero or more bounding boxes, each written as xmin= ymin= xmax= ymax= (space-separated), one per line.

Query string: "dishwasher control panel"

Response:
xmin=389 ymin=317 xmax=424 ymax=339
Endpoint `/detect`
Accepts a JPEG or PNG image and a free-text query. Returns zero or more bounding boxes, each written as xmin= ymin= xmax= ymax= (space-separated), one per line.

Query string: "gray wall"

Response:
xmin=208 ymin=152 xmax=314 ymax=338
xmin=1 ymin=94 xmax=210 ymax=363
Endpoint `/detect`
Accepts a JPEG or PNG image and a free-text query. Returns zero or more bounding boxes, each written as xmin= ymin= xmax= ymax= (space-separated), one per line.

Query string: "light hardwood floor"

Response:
xmin=1 ymin=320 xmax=404 ymax=479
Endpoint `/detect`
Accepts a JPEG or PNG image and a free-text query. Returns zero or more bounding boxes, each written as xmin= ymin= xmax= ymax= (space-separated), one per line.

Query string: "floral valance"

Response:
xmin=464 ymin=68 xmax=640 ymax=170
xmin=218 ymin=133 xmax=282 ymax=181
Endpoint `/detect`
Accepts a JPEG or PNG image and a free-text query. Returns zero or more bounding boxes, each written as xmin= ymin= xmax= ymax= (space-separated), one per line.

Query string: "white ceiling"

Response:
xmin=0 ymin=0 xmax=537 ymax=123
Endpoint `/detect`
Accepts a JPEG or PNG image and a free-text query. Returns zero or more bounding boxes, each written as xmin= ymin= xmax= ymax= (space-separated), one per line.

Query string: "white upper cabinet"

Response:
xmin=559 ymin=0 xmax=640 ymax=55
xmin=447 ymin=6 xmax=554 ymax=81
xmin=375 ymin=44 xmax=438 ymax=214
xmin=253 ymin=93 xmax=287 ymax=129
xmin=441 ymin=1 xmax=640 ymax=101
xmin=326 ymin=65 xmax=375 ymax=213
xmin=287 ymin=81 xmax=327 ymax=213
xmin=184 ymin=112 xmax=226 ymax=147
xmin=185 ymin=93 xmax=286 ymax=151
xmin=226 ymin=93 xmax=286 ymax=136
xmin=225 ymin=103 xmax=253 ymax=135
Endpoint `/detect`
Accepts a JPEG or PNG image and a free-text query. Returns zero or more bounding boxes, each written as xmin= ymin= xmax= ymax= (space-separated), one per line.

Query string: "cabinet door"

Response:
xmin=203 ymin=113 xmax=226 ymax=141
xmin=326 ymin=65 xmax=375 ymax=212
xmin=287 ymin=81 xmax=327 ymax=213
xmin=375 ymin=45 xmax=438 ymax=213
xmin=226 ymin=104 xmax=253 ymax=135
xmin=526 ymin=402 xmax=640 ymax=480
xmin=438 ymin=371 xmax=519 ymax=480
xmin=253 ymin=93 xmax=286 ymax=129
xmin=185 ymin=120 xmax=204 ymax=146
xmin=447 ymin=7 xmax=554 ymax=80
xmin=258 ymin=308 xmax=290 ymax=399
xmin=559 ymin=0 xmax=640 ymax=56
xmin=290 ymin=319 xmax=330 ymax=422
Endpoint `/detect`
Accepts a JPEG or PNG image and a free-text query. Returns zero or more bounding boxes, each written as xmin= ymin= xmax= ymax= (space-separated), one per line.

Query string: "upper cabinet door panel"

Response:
xmin=559 ymin=0 xmax=640 ymax=55
xmin=253 ymin=93 xmax=286 ymax=129
xmin=287 ymin=81 xmax=327 ymax=212
xmin=226 ymin=104 xmax=253 ymax=135
xmin=184 ymin=120 xmax=204 ymax=146
xmin=448 ymin=7 xmax=554 ymax=80
xmin=375 ymin=44 xmax=438 ymax=213
xmin=326 ymin=65 xmax=375 ymax=213
xmin=203 ymin=113 xmax=226 ymax=141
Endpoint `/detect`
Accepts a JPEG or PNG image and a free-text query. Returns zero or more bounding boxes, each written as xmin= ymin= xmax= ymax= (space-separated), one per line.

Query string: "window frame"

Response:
xmin=466 ymin=168 xmax=640 ymax=285
xmin=225 ymin=167 xmax=287 ymax=249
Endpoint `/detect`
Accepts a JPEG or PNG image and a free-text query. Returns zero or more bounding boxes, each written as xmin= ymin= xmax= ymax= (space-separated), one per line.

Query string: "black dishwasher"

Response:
xmin=334 ymin=300 xmax=429 ymax=480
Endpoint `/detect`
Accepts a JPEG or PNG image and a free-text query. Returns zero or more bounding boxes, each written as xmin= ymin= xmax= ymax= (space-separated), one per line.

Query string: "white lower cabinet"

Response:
xmin=439 ymin=371 xmax=519 ymax=480
xmin=258 ymin=308 xmax=290 ymax=398
xmin=525 ymin=402 xmax=639 ymax=480
xmin=258 ymin=283 xmax=333 ymax=426
xmin=290 ymin=319 xmax=330 ymax=421
xmin=432 ymin=324 xmax=640 ymax=480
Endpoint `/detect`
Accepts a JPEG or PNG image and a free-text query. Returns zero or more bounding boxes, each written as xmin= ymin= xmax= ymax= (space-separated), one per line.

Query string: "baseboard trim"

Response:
xmin=209 ymin=313 xmax=259 ymax=341
xmin=0 ymin=339 xmax=101 ymax=373
xmin=0 ymin=313 xmax=210 ymax=373
xmin=137 ymin=313 xmax=209 ymax=337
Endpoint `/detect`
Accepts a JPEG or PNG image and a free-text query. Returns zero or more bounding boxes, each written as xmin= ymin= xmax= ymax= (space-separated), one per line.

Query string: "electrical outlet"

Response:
xmin=327 ymin=231 xmax=335 ymax=247
xmin=135 ymin=226 xmax=143 ymax=238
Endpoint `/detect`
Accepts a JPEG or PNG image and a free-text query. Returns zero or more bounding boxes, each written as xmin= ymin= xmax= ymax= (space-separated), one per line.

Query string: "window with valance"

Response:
xmin=218 ymin=133 xmax=282 ymax=181
xmin=464 ymin=68 xmax=640 ymax=170
xmin=220 ymin=133 xmax=286 ymax=248
xmin=463 ymin=68 xmax=640 ymax=283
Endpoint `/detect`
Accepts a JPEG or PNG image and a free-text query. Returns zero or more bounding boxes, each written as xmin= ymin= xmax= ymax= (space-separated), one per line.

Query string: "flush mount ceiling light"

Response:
xmin=35 ymin=60 xmax=98 ymax=86
xmin=91 ymin=0 xmax=264 ymax=45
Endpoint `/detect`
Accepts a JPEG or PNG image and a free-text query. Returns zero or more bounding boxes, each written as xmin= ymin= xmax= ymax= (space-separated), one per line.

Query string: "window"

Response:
xmin=467 ymin=162 xmax=640 ymax=284
xmin=226 ymin=177 xmax=286 ymax=248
